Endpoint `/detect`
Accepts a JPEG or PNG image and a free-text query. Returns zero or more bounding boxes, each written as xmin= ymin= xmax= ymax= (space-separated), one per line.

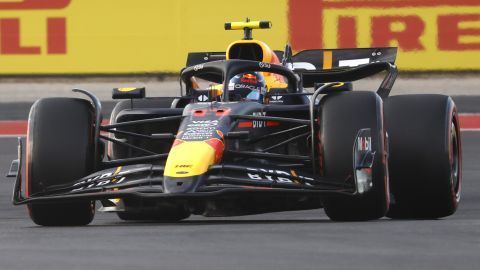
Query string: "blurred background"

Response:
xmin=0 ymin=0 xmax=477 ymax=103
xmin=0 ymin=0 xmax=477 ymax=122
xmin=0 ymin=0 xmax=478 ymax=73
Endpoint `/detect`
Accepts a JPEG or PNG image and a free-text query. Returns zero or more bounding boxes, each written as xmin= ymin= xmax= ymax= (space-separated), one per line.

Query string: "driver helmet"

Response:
xmin=227 ymin=72 xmax=267 ymax=102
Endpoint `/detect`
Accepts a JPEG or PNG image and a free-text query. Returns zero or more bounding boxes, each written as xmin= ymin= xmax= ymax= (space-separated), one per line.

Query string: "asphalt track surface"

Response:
xmin=0 ymin=109 xmax=480 ymax=269
xmin=0 ymin=134 xmax=479 ymax=269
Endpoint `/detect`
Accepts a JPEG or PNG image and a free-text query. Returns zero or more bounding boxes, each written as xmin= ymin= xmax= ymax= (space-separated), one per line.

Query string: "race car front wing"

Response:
xmin=7 ymin=135 xmax=375 ymax=206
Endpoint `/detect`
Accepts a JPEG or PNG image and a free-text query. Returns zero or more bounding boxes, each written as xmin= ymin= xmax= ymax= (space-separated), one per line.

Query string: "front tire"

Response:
xmin=319 ymin=91 xmax=389 ymax=221
xmin=27 ymin=98 xmax=96 ymax=226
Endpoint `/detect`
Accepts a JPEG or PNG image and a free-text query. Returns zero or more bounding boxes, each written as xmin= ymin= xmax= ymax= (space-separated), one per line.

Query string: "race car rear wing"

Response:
xmin=186 ymin=47 xmax=397 ymax=70
xmin=289 ymin=47 xmax=396 ymax=70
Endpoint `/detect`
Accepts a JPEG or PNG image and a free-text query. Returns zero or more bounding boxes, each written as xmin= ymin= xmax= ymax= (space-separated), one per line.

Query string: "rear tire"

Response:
xmin=320 ymin=91 xmax=389 ymax=221
xmin=27 ymin=98 xmax=96 ymax=226
xmin=385 ymin=95 xmax=461 ymax=219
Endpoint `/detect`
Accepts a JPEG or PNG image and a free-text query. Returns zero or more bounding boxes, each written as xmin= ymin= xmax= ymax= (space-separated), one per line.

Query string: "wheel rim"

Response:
xmin=451 ymin=121 xmax=460 ymax=202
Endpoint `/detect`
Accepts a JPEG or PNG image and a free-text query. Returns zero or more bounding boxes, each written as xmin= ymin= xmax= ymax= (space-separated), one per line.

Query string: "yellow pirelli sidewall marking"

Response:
xmin=322 ymin=6 xmax=480 ymax=70
xmin=164 ymin=141 xmax=216 ymax=177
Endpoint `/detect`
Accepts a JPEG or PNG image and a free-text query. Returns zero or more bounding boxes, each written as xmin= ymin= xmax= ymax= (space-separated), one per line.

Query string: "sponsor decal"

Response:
xmin=180 ymin=120 xmax=219 ymax=141
xmin=193 ymin=64 xmax=204 ymax=71
xmin=357 ymin=136 xmax=372 ymax=151
xmin=71 ymin=166 xmax=129 ymax=192
xmin=175 ymin=164 xmax=192 ymax=168
xmin=234 ymin=83 xmax=266 ymax=92
xmin=292 ymin=62 xmax=316 ymax=70
xmin=198 ymin=94 xmax=209 ymax=102
xmin=259 ymin=62 xmax=271 ymax=68
xmin=240 ymin=73 xmax=258 ymax=84
xmin=252 ymin=111 xmax=266 ymax=128
xmin=289 ymin=0 xmax=480 ymax=70
xmin=339 ymin=58 xmax=370 ymax=67
xmin=238 ymin=111 xmax=280 ymax=128
xmin=246 ymin=167 xmax=313 ymax=184
xmin=269 ymin=95 xmax=283 ymax=103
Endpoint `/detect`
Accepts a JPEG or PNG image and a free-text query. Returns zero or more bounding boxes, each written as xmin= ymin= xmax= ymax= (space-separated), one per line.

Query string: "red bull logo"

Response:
xmin=240 ymin=73 xmax=258 ymax=84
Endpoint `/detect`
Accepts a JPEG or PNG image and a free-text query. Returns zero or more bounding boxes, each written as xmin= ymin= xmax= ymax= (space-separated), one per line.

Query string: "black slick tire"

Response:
xmin=27 ymin=98 xmax=96 ymax=226
xmin=385 ymin=95 xmax=461 ymax=219
xmin=320 ymin=91 xmax=389 ymax=221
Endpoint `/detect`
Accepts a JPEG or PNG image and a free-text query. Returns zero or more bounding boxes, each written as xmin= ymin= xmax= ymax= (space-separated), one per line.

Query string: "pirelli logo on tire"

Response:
xmin=289 ymin=0 xmax=480 ymax=71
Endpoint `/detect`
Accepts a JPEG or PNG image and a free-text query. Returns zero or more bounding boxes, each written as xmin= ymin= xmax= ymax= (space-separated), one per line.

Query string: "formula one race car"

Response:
xmin=7 ymin=20 xmax=461 ymax=225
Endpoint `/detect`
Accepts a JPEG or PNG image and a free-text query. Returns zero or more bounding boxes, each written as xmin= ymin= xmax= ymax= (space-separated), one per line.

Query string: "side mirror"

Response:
xmin=112 ymin=87 xmax=146 ymax=99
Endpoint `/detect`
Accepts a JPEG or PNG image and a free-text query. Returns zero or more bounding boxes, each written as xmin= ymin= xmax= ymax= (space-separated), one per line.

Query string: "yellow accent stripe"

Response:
xmin=323 ymin=51 xmax=333 ymax=69
xmin=332 ymin=82 xmax=345 ymax=87
xmin=111 ymin=166 xmax=122 ymax=183
xmin=118 ymin=88 xmax=137 ymax=92
xmin=113 ymin=166 xmax=122 ymax=176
